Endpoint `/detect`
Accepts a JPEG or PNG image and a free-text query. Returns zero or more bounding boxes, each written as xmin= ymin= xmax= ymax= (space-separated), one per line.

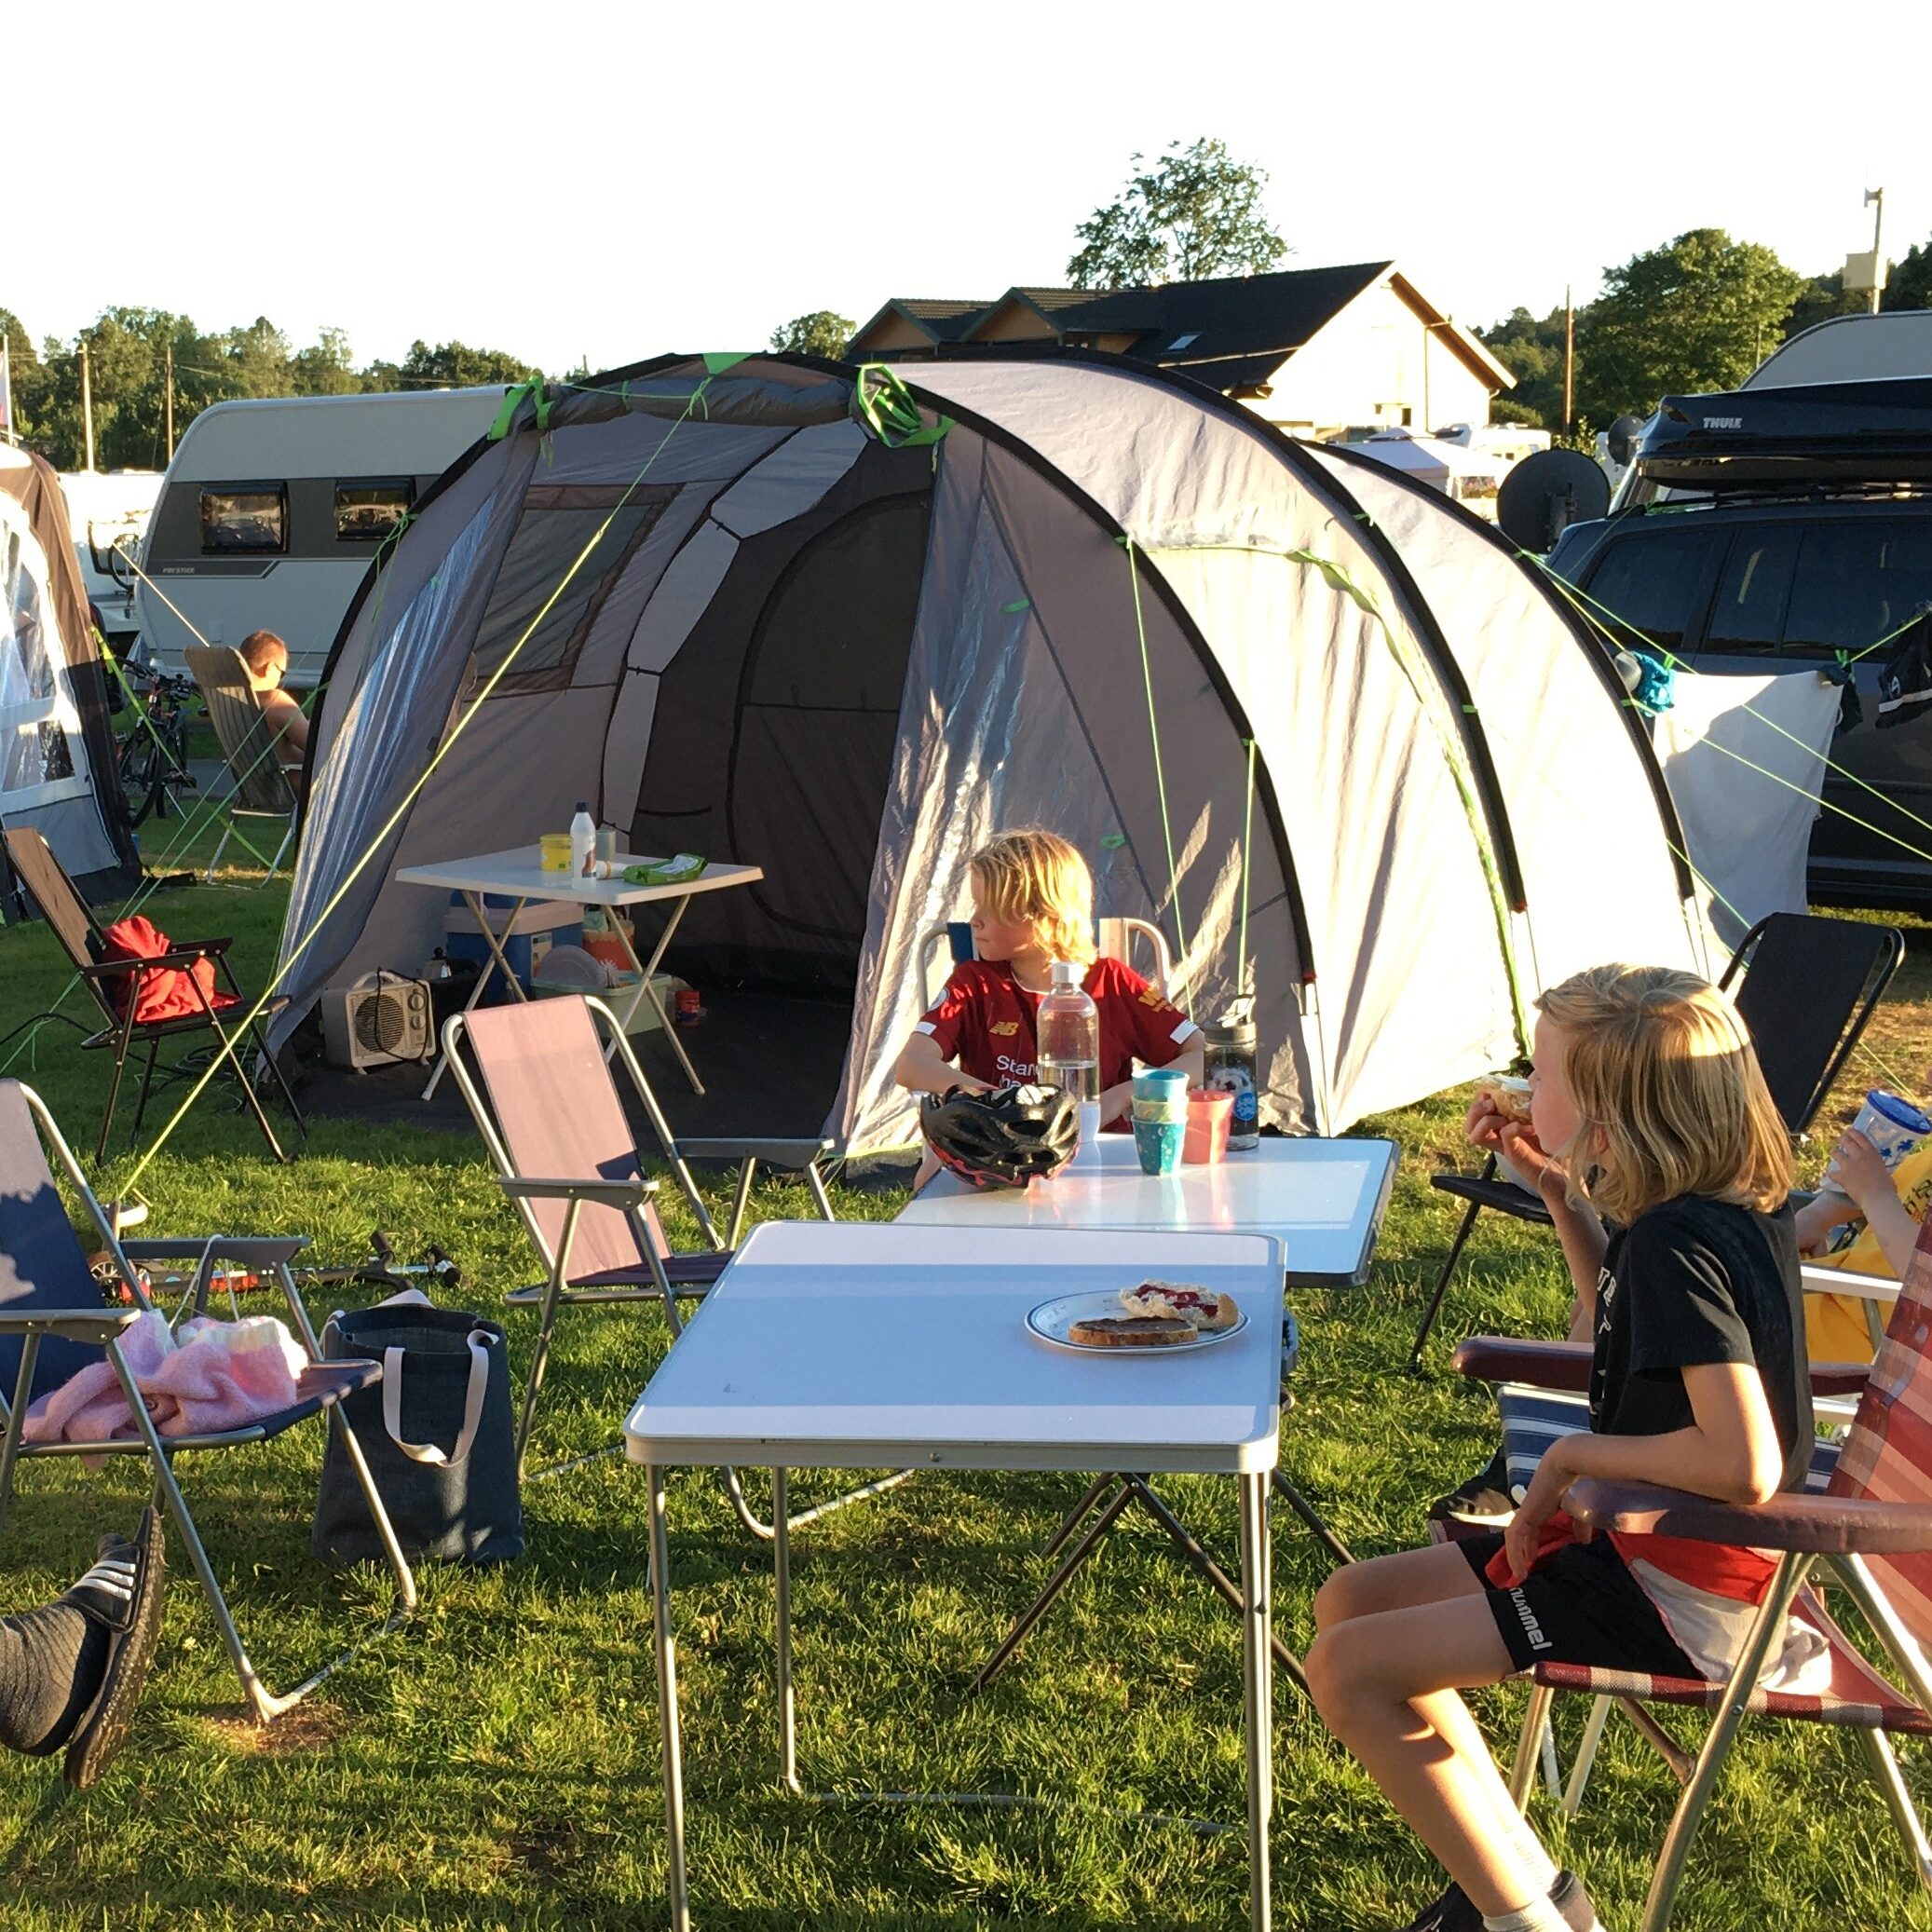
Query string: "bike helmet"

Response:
xmin=920 ymin=1083 xmax=1080 ymax=1190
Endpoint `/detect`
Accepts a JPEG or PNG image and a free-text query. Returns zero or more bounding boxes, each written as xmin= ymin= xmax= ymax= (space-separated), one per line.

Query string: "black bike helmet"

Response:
xmin=920 ymin=1083 xmax=1080 ymax=1190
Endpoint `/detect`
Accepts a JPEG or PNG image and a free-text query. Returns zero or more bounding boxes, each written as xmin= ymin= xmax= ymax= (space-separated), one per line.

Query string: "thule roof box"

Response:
xmin=1631 ymin=376 xmax=1932 ymax=494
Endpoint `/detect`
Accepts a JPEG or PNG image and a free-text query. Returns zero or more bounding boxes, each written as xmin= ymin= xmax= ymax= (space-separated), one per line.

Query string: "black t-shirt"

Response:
xmin=1589 ymin=1194 xmax=1813 ymax=1494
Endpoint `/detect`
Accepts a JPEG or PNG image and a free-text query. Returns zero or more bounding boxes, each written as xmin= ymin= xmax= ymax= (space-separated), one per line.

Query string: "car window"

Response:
xmin=1783 ymin=521 xmax=1932 ymax=660
xmin=1581 ymin=525 xmax=1722 ymax=655
xmin=1705 ymin=527 xmax=1801 ymax=654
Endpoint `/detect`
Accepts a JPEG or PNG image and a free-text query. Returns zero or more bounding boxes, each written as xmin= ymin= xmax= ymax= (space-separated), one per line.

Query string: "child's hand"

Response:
xmin=1502 ymin=1455 xmax=1569 ymax=1586
xmin=1793 ymin=1190 xmax=1855 ymax=1256
xmin=1830 ymin=1129 xmax=1893 ymax=1214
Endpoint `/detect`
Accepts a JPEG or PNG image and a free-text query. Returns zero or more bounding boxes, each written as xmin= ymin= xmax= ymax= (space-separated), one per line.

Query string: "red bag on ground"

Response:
xmin=100 ymin=916 xmax=238 ymax=1024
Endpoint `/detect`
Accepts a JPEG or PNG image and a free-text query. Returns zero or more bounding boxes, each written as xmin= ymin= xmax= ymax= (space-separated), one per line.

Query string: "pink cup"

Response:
xmin=1183 ymin=1087 xmax=1233 ymax=1164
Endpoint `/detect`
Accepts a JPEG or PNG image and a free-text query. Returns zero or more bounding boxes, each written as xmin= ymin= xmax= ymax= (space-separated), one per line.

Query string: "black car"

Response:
xmin=1548 ymin=377 xmax=1932 ymax=910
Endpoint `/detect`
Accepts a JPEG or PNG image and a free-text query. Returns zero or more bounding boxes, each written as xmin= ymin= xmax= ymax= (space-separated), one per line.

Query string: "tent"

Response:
xmin=0 ymin=446 xmax=139 ymax=901
xmin=273 ymin=350 xmax=1706 ymax=1146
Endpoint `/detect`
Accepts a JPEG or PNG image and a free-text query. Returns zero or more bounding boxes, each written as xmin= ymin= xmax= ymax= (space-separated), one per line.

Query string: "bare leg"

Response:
xmin=1306 ymin=1546 xmax=1549 ymax=1918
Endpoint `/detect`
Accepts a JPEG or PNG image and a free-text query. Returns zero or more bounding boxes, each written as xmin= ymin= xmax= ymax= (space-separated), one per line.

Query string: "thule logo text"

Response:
xmin=1702 ymin=416 xmax=1744 ymax=429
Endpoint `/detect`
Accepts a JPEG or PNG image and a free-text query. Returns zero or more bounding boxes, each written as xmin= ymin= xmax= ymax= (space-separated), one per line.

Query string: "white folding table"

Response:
xmin=899 ymin=1134 xmax=1398 ymax=1681
xmin=625 ymin=1219 xmax=1287 ymax=1932
xmin=897 ymin=1133 xmax=1399 ymax=1288
xmin=390 ymin=845 xmax=763 ymax=1099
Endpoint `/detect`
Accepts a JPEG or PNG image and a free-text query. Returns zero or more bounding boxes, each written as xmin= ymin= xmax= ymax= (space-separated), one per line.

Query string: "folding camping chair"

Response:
xmin=183 ymin=645 xmax=303 ymax=884
xmin=0 ymin=1080 xmax=415 ymax=1722
xmin=918 ymin=915 xmax=1179 ymax=1008
xmin=443 ymin=995 xmax=905 ymax=1527
xmin=1409 ymin=913 xmax=1906 ymax=1366
xmin=0 ymin=827 xmax=305 ymax=1163
xmin=1452 ymin=1218 xmax=1932 ymax=1930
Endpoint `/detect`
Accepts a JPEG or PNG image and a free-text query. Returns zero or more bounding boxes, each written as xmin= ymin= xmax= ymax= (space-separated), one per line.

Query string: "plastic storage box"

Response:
xmin=441 ymin=895 xmax=581 ymax=1002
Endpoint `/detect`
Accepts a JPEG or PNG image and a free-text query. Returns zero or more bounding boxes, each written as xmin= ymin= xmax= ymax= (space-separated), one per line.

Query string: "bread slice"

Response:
xmin=1067 ymin=1314 xmax=1195 ymax=1348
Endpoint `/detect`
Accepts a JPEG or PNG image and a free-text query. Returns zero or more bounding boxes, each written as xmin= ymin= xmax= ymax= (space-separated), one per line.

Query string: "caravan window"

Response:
xmin=469 ymin=488 xmax=671 ymax=688
xmin=334 ymin=479 xmax=414 ymax=543
xmin=199 ymin=486 xmax=286 ymax=554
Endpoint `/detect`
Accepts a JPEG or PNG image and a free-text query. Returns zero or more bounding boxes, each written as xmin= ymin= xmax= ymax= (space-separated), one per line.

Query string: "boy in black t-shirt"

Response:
xmin=1304 ymin=965 xmax=1809 ymax=1932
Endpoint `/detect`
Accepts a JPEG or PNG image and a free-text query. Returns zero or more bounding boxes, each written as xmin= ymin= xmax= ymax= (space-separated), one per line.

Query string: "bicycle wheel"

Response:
xmin=117 ymin=730 xmax=163 ymax=827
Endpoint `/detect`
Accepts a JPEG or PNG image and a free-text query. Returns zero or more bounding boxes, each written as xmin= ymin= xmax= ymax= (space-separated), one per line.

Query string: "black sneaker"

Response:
xmin=1395 ymin=1871 xmax=1598 ymax=1932
xmin=1427 ymin=1446 xmax=1517 ymax=1526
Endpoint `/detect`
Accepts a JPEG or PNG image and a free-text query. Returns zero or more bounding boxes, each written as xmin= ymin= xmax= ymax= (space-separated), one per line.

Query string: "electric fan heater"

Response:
xmin=321 ymin=973 xmax=433 ymax=1070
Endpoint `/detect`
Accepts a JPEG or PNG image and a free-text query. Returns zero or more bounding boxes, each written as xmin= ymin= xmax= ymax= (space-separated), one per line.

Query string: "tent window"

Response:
xmin=744 ymin=497 xmax=930 ymax=713
xmin=199 ymin=486 xmax=286 ymax=554
xmin=1 ymin=535 xmax=76 ymax=795
xmin=471 ymin=492 xmax=668 ymax=688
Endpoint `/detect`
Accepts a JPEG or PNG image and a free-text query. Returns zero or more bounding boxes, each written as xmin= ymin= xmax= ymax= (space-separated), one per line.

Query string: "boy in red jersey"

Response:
xmin=895 ymin=830 xmax=1202 ymax=1148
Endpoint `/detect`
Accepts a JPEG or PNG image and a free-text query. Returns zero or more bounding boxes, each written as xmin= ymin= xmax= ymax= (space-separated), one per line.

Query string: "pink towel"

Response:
xmin=23 ymin=1312 xmax=308 ymax=1445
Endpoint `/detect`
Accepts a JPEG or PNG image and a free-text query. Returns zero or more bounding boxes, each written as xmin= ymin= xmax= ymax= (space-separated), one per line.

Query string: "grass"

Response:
xmin=3 ymin=829 xmax=1931 ymax=1929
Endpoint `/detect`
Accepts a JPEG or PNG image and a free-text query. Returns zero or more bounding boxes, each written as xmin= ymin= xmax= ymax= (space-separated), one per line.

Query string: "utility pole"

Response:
xmin=164 ymin=342 xmax=175 ymax=457
xmin=79 ymin=340 xmax=95 ymax=471
xmin=1563 ymin=285 xmax=1575 ymax=435
xmin=1866 ymin=186 xmax=1886 ymax=315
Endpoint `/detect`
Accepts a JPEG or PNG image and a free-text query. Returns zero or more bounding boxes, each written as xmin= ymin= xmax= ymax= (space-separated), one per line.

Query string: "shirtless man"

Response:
xmin=239 ymin=630 xmax=308 ymax=769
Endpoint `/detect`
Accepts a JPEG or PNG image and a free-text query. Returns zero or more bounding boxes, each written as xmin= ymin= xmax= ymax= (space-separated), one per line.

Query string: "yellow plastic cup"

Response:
xmin=538 ymin=833 xmax=573 ymax=872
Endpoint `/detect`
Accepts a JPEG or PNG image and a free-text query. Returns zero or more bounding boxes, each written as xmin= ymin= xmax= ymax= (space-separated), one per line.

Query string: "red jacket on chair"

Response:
xmin=99 ymin=917 xmax=238 ymax=1025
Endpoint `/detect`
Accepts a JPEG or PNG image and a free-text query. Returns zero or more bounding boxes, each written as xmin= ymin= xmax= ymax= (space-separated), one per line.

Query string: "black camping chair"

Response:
xmin=0 ymin=828 xmax=304 ymax=1163
xmin=1408 ymin=914 xmax=1907 ymax=1367
xmin=0 ymin=1079 xmax=415 ymax=1721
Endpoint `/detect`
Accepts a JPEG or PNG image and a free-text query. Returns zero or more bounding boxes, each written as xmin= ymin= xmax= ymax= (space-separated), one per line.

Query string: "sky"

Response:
xmin=13 ymin=0 xmax=1928 ymax=376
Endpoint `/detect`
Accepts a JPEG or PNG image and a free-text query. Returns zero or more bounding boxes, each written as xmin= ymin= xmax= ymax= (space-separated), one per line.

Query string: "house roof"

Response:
xmin=850 ymin=262 xmax=1515 ymax=394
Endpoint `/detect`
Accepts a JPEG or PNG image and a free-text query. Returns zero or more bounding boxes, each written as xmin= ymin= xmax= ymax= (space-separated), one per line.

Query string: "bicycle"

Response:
xmin=114 ymin=661 xmax=200 ymax=827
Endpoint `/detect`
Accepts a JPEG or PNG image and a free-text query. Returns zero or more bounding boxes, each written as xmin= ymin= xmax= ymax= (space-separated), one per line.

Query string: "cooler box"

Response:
xmin=442 ymin=895 xmax=581 ymax=1002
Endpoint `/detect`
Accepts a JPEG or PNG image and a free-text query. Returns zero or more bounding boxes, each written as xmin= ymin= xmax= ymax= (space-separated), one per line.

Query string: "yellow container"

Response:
xmin=538 ymin=833 xmax=573 ymax=872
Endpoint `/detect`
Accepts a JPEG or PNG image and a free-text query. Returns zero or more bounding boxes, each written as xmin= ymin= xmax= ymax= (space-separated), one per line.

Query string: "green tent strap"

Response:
xmin=1119 ymin=537 xmax=1191 ymax=1004
xmin=487 ymin=379 xmax=551 ymax=442
xmin=852 ymin=364 xmax=952 ymax=450
xmin=1286 ymin=546 xmax=1531 ymax=1054
xmin=1001 ymin=598 xmax=1031 ymax=614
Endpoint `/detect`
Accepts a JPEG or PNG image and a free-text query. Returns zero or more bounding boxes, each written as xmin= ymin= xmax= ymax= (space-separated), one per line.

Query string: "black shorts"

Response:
xmin=1458 ymin=1531 xmax=1699 ymax=1677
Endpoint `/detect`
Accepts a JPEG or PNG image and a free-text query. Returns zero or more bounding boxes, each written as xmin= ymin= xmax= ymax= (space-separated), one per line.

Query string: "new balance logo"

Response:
xmin=989 ymin=1020 xmax=1020 ymax=1037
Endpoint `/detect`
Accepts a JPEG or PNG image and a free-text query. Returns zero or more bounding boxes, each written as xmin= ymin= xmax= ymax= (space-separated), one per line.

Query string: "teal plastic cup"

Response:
xmin=1134 ymin=1068 xmax=1189 ymax=1105
xmin=1134 ymin=1116 xmax=1185 ymax=1176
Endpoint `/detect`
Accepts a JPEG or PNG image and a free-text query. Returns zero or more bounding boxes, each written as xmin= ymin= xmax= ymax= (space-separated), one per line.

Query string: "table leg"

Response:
xmin=619 ymin=892 xmax=704 ymax=1095
xmin=422 ymin=890 xmax=525 ymax=1101
xmin=647 ymin=1463 xmax=690 ymax=1932
xmin=772 ymin=1466 xmax=801 ymax=1795
xmin=1239 ymin=1469 xmax=1273 ymax=1932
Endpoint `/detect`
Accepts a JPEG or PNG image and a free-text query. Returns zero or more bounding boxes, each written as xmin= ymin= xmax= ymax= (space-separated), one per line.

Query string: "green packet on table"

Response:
xmin=622 ymin=852 xmax=707 ymax=887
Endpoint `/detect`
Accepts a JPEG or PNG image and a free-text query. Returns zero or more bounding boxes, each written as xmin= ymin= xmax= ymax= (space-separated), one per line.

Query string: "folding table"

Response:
xmin=897 ymin=1133 xmax=1398 ymax=1684
xmin=389 ymin=845 xmax=762 ymax=1099
xmin=625 ymin=1219 xmax=1287 ymax=1932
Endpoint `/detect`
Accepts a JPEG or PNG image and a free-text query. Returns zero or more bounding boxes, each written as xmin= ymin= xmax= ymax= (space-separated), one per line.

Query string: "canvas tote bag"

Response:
xmin=312 ymin=1295 xmax=524 ymax=1564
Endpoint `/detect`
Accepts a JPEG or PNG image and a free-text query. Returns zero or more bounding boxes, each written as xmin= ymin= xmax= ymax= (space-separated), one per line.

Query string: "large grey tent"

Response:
xmin=274 ymin=351 xmax=1708 ymax=1146
xmin=0 ymin=446 xmax=138 ymax=901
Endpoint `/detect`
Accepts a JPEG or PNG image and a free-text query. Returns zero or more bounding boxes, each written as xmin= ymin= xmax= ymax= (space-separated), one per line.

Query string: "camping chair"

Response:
xmin=0 ymin=827 xmax=304 ymax=1163
xmin=1452 ymin=1217 xmax=1932 ymax=1930
xmin=1409 ymin=913 xmax=1906 ymax=1366
xmin=443 ymin=995 xmax=904 ymax=1526
xmin=0 ymin=1079 xmax=415 ymax=1722
xmin=918 ymin=916 xmax=1178 ymax=1008
xmin=183 ymin=646 xmax=302 ymax=884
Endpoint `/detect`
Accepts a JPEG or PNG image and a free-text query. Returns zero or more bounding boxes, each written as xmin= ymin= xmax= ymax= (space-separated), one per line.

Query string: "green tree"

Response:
xmin=1884 ymin=238 xmax=1932 ymax=312
xmin=1475 ymin=306 xmax=1569 ymax=427
xmin=293 ymin=325 xmax=365 ymax=395
xmin=1578 ymin=228 xmax=1805 ymax=419
xmin=397 ymin=339 xmax=537 ymax=388
xmin=1784 ymin=269 xmax=1871 ymax=340
xmin=1067 ymin=137 xmax=1286 ymax=288
xmin=769 ymin=310 xmax=855 ymax=359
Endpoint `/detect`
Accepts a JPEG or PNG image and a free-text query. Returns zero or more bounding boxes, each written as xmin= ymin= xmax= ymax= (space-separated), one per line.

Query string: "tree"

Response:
xmin=769 ymin=310 xmax=855 ymax=359
xmin=293 ymin=325 xmax=364 ymax=396
xmin=1579 ymin=228 xmax=1805 ymax=419
xmin=1784 ymin=269 xmax=1870 ymax=340
xmin=397 ymin=339 xmax=537 ymax=388
xmin=1067 ymin=137 xmax=1286 ymax=289
xmin=1474 ymin=306 xmax=1569 ymax=427
xmin=1885 ymin=238 xmax=1932 ymax=313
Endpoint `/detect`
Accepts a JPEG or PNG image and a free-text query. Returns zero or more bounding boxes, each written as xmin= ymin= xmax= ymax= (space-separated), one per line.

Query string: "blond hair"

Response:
xmin=1537 ymin=963 xmax=1790 ymax=1223
xmin=970 ymin=829 xmax=1096 ymax=966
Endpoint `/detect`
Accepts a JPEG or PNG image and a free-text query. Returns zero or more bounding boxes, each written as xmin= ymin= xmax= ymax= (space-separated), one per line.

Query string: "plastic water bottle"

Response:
xmin=569 ymin=802 xmax=596 ymax=880
xmin=1204 ymin=1005 xmax=1260 ymax=1150
xmin=1037 ymin=960 xmax=1101 ymax=1162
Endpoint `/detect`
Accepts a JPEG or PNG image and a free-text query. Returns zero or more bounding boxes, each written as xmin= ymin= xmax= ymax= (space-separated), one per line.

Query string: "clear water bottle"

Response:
xmin=1037 ymin=959 xmax=1101 ymax=1161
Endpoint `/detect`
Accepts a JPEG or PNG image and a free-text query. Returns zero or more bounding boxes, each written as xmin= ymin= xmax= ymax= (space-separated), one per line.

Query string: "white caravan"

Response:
xmin=58 ymin=469 xmax=162 ymax=647
xmin=1746 ymin=309 xmax=1932 ymax=388
xmin=136 ymin=387 xmax=508 ymax=687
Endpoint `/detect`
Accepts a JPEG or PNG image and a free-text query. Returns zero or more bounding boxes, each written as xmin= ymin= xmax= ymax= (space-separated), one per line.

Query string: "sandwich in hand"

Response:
xmin=1474 ymin=1075 xmax=1532 ymax=1126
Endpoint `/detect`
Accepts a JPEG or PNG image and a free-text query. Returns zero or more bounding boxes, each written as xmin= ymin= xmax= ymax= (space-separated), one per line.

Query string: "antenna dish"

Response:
xmin=1496 ymin=448 xmax=1611 ymax=553
xmin=1606 ymin=414 xmax=1647 ymax=468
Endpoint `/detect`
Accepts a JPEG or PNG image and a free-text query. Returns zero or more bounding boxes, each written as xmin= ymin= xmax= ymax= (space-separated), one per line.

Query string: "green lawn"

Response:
xmin=1 ymin=829 xmax=1928 ymax=1930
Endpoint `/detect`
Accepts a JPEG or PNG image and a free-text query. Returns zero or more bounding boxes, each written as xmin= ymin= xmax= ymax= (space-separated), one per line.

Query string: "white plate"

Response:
xmin=1026 ymin=1290 xmax=1248 ymax=1354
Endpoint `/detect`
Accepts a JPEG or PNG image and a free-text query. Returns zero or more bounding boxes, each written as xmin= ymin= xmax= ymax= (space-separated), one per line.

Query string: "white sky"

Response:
xmin=15 ymin=0 xmax=1928 ymax=376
